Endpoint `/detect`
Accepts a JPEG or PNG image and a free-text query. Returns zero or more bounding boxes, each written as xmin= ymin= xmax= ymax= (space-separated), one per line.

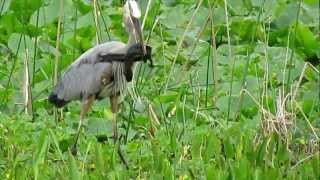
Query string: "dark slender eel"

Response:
xmin=98 ymin=43 xmax=153 ymax=82
xmin=98 ymin=43 xmax=153 ymax=66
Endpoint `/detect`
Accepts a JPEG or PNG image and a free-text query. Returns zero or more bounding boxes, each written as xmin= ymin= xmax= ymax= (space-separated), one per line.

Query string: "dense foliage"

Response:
xmin=0 ymin=0 xmax=319 ymax=179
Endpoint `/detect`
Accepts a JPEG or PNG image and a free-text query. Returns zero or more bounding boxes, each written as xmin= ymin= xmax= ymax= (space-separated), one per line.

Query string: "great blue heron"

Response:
xmin=48 ymin=0 xmax=151 ymax=155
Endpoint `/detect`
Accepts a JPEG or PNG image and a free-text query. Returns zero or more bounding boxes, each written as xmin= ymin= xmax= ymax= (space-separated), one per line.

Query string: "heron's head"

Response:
xmin=123 ymin=0 xmax=146 ymax=54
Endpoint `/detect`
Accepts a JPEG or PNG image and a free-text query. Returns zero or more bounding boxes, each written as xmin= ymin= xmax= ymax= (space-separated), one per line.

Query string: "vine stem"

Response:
xmin=2 ymin=34 xmax=23 ymax=103
xmin=223 ymin=0 xmax=233 ymax=121
xmin=208 ymin=0 xmax=218 ymax=107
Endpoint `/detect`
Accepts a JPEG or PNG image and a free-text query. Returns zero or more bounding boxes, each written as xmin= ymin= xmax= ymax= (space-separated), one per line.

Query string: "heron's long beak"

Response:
xmin=127 ymin=0 xmax=147 ymax=55
xmin=131 ymin=17 xmax=147 ymax=55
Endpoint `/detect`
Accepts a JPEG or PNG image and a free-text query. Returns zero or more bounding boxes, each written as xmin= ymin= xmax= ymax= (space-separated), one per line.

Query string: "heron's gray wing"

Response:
xmin=52 ymin=63 xmax=113 ymax=102
xmin=71 ymin=41 xmax=127 ymax=67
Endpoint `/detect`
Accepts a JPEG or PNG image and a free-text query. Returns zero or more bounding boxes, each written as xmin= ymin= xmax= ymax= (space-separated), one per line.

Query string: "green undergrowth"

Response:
xmin=0 ymin=112 xmax=319 ymax=179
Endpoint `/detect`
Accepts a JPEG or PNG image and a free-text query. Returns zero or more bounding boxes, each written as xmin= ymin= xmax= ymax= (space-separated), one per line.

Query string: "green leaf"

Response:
xmin=311 ymin=155 xmax=320 ymax=178
xmin=72 ymin=0 xmax=91 ymax=15
xmin=204 ymin=132 xmax=221 ymax=161
xmin=87 ymin=118 xmax=112 ymax=137
xmin=191 ymin=133 xmax=202 ymax=160
xmin=10 ymin=0 xmax=43 ymax=24
xmin=235 ymin=158 xmax=250 ymax=179
xmin=295 ymin=22 xmax=320 ymax=56
xmin=224 ymin=137 xmax=234 ymax=159
xmin=0 ymin=0 xmax=12 ymax=15
xmin=157 ymin=92 xmax=179 ymax=103
xmin=8 ymin=33 xmax=35 ymax=58
xmin=94 ymin=143 xmax=107 ymax=178
xmin=0 ymin=14 xmax=23 ymax=39
xmin=29 ymin=0 xmax=60 ymax=27
xmin=256 ymin=138 xmax=268 ymax=165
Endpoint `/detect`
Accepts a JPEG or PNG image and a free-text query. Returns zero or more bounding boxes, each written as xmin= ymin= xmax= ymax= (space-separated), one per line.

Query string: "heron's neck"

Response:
xmin=127 ymin=31 xmax=141 ymax=70
xmin=127 ymin=31 xmax=139 ymax=45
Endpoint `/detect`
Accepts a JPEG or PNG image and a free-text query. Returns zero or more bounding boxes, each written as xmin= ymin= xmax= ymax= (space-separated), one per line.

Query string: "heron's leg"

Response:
xmin=71 ymin=96 xmax=95 ymax=155
xmin=110 ymin=95 xmax=119 ymax=142
xmin=110 ymin=95 xmax=129 ymax=169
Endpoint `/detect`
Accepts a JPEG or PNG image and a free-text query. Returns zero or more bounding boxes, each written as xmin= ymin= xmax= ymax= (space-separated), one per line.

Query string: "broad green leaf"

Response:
xmin=29 ymin=0 xmax=60 ymax=27
xmin=204 ymin=132 xmax=221 ymax=161
xmin=295 ymin=23 xmax=320 ymax=56
xmin=87 ymin=118 xmax=112 ymax=137
xmin=8 ymin=33 xmax=35 ymax=58
xmin=0 ymin=0 xmax=12 ymax=15
xmin=68 ymin=152 xmax=81 ymax=180
xmin=10 ymin=0 xmax=43 ymax=24
xmin=157 ymin=92 xmax=178 ymax=103
xmin=94 ymin=143 xmax=107 ymax=178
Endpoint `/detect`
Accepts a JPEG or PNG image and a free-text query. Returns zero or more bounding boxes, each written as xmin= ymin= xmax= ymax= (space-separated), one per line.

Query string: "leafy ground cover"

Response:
xmin=0 ymin=0 xmax=319 ymax=179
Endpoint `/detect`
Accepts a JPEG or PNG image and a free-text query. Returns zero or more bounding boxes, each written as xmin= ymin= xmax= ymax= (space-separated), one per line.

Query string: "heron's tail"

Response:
xmin=48 ymin=92 xmax=69 ymax=108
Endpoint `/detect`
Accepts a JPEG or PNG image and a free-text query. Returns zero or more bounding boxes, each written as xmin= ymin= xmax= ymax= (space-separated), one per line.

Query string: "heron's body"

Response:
xmin=49 ymin=41 xmax=129 ymax=106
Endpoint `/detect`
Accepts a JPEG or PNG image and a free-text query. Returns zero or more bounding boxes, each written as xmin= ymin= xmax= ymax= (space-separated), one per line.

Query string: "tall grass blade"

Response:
xmin=286 ymin=0 xmax=302 ymax=93
xmin=53 ymin=0 xmax=64 ymax=86
xmin=68 ymin=152 xmax=81 ymax=180
xmin=53 ymin=0 xmax=64 ymax=122
xmin=32 ymin=8 xmax=39 ymax=87
xmin=96 ymin=0 xmax=111 ymax=40
xmin=93 ymin=0 xmax=101 ymax=44
xmin=33 ymin=130 xmax=49 ymax=180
